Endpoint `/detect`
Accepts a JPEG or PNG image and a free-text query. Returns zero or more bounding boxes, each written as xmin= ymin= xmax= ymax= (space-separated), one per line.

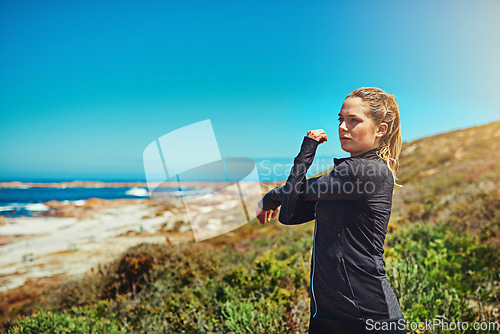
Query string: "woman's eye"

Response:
xmin=338 ymin=117 xmax=360 ymax=123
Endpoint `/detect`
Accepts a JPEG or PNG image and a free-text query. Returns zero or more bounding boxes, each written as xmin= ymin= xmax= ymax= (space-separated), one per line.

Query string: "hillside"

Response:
xmin=392 ymin=120 xmax=500 ymax=248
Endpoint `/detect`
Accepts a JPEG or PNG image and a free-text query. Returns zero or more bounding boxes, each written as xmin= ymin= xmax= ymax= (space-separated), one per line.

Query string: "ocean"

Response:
xmin=0 ymin=187 xmax=158 ymax=217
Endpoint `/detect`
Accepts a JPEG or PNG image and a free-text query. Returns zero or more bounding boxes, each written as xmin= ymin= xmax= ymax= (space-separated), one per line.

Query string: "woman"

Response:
xmin=257 ymin=87 xmax=406 ymax=334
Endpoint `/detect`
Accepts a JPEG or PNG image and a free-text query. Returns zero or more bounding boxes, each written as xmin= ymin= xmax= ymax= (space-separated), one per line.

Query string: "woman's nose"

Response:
xmin=339 ymin=120 xmax=348 ymax=132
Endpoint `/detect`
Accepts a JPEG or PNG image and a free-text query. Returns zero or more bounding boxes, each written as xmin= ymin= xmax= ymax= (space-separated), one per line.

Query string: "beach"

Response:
xmin=0 ymin=181 xmax=267 ymax=292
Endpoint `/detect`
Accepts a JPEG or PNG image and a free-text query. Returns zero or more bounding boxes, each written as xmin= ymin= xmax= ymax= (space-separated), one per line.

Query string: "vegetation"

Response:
xmin=385 ymin=224 xmax=499 ymax=325
xmin=5 ymin=221 xmax=499 ymax=333
xmin=391 ymin=120 xmax=500 ymax=249
xmin=3 ymin=120 xmax=500 ymax=333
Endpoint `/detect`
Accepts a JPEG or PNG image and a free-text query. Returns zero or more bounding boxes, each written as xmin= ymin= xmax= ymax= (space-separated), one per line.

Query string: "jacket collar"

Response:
xmin=333 ymin=147 xmax=381 ymax=165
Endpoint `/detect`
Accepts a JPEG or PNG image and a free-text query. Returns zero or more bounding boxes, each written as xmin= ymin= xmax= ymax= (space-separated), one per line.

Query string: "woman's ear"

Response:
xmin=376 ymin=122 xmax=388 ymax=139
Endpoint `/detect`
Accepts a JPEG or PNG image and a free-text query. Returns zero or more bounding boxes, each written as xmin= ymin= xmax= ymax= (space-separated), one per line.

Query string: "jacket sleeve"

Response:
xmin=279 ymin=136 xmax=382 ymax=225
xmin=279 ymin=136 xmax=321 ymax=225
xmin=259 ymin=184 xmax=318 ymax=225
xmin=300 ymin=159 xmax=380 ymax=202
xmin=259 ymin=186 xmax=284 ymax=211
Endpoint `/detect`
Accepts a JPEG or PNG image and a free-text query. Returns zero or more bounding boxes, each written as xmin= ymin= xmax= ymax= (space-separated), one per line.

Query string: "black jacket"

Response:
xmin=260 ymin=136 xmax=404 ymax=323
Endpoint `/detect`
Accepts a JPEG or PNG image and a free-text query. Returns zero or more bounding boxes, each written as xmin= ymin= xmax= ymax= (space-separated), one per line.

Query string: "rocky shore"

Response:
xmin=0 ymin=181 xmax=270 ymax=292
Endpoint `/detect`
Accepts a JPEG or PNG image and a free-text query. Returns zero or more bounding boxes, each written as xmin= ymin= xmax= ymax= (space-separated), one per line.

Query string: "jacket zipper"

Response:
xmin=311 ymin=201 xmax=319 ymax=317
xmin=341 ymin=229 xmax=364 ymax=321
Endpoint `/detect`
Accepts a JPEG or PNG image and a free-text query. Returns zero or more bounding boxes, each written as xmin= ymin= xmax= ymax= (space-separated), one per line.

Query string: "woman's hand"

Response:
xmin=256 ymin=207 xmax=279 ymax=224
xmin=307 ymin=129 xmax=328 ymax=143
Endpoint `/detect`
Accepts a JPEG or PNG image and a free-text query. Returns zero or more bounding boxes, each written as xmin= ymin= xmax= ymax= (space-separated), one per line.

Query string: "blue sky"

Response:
xmin=1 ymin=0 xmax=499 ymax=181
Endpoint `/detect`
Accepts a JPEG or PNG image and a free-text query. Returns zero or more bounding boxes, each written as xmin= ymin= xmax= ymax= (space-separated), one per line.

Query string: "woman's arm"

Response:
xmin=258 ymin=130 xmax=326 ymax=225
xmin=300 ymin=158 xmax=384 ymax=202
xmin=259 ymin=186 xmax=285 ymax=211
xmin=279 ymin=136 xmax=322 ymax=225
xmin=277 ymin=131 xmax=385 ymax=224
xmin=256 ymin=186 xmax=282 ymax=224
xmin=280 ymin=145 xmax=385 ymax=206
xmin=258 ymin=183 xmax=318 ymax=225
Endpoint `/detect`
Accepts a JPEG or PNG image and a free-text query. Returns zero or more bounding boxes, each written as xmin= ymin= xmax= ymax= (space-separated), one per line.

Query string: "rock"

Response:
xmin=84 ymin=198 xmax=106 ymax=210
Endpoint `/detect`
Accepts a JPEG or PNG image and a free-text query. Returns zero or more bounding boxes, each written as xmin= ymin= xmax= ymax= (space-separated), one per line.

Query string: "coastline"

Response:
xmin=0 ymin=181 xmax=276 ymax=292
xmin=0 ymin=198 xmax=192 ymax=292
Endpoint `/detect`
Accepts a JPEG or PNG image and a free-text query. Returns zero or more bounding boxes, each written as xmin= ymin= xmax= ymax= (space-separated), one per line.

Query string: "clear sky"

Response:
xmin=1 ymin=0 xmax=499 ymax=181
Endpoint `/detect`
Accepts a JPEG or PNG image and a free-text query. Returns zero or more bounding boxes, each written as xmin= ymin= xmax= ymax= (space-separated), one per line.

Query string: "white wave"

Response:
xmin=24 ymin=203 xmax=50 ymax=211
xmin=0 ymin=205 xmax=18 ymax=212
xmin=73 ymin=200 xmax=86 ymax=206
xmin=125 ymin=187 xmax=149 ymax=197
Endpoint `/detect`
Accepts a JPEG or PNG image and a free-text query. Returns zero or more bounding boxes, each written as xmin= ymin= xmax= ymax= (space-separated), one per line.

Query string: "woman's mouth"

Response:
xmin=340 ymin=137 xmax=351 ymax=141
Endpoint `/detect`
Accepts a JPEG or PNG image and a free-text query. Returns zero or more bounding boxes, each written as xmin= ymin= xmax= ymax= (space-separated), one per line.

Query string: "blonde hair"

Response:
xmin=345 ymin=87 xmax=402 ymax=185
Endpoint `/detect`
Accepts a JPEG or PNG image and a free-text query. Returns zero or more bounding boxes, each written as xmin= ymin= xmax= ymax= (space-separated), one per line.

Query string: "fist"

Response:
xmin=307 ymin=129 xmax=328 ymax=144
xmin=256 ymin=207 xmax=279 ymax=225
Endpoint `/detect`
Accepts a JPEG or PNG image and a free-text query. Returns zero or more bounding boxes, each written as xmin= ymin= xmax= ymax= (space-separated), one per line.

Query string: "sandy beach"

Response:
xmin=0 ymin=181 xmax=267 ymax=292
xmin=0 ymin=199 xmax=187 ymax=292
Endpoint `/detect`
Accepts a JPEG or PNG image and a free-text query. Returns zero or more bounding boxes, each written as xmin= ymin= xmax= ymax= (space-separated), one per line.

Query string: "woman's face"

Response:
xmin=338 ymin=97 xmax=383 ymax=157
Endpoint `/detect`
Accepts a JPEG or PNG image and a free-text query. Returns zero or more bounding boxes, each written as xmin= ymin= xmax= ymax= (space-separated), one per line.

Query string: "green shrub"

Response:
xmin=222 ymin=296 xmax=285 ymax=333
xmin=385 ymin=222 xmax=500 ymax=327
xmin=8 ymin=302 xmax=124 ymax=334
xmin=12 ymin=218 xmax=499 ymax=333
xmin=46 ymin=275 xmax=103 ymax=311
